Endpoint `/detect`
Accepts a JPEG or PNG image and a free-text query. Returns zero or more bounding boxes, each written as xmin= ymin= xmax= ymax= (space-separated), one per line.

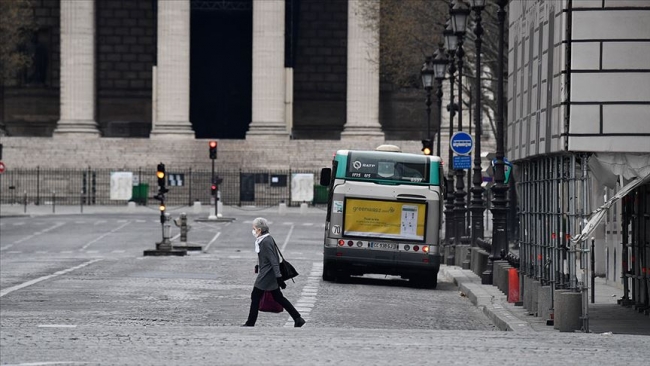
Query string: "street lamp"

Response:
xmin=485 ymin=0 xmax=509 ymax=284
xmin=443 ymin=21 xmax=458 ymax=262
xmin=450 ymin=0 xmax=470 ymax=248
xmin=469 ymin=0 xmax=486 ymax=252
xmin=421 ymin=56 xmax=434 ymax=146
xmin=432 ymin=48 xmax=448 ymax=157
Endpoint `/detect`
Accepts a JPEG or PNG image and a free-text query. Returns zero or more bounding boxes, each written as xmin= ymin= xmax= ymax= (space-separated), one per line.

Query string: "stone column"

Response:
xmin=246 ymin=0 xmax=289 ymax=139
xmin=150 ymin=0 xmax=194 ymax=138
xmin=341 ymin=0 xmax=384 ymax=140
xmin=54 ymin=0 xmax=99 ymax=136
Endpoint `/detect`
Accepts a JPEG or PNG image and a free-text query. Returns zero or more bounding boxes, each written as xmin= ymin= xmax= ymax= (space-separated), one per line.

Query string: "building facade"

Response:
xmin=1 ymin=0 xmax=429 ymax=140
xmin=508 ymin=0 xmax=650 ymax=327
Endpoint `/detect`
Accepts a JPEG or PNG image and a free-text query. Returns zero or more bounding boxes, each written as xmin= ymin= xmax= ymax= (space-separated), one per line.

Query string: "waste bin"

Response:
xmin=131 ymin=183 xmax=149 ymax=205
xmin=313 ymin=185 xmax=328 ymax=204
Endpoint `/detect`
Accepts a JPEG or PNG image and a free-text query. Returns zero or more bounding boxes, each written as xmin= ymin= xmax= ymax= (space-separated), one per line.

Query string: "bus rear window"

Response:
xmin=345 ymin=151 xmax=429 ymax=183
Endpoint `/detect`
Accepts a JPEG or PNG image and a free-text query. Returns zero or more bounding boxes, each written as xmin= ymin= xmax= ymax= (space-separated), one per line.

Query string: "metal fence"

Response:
xmin=0 ymin=167 xmax=328 ymax=208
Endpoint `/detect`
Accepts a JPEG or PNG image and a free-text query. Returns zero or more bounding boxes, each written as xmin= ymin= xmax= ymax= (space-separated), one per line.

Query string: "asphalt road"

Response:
xmin=1 ymin=210 xmax=648 ymax=365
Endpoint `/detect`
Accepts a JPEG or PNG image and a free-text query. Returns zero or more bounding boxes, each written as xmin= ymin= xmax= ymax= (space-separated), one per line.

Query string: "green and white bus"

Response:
xmin=319 ymin=145 xmax=445 ymax=288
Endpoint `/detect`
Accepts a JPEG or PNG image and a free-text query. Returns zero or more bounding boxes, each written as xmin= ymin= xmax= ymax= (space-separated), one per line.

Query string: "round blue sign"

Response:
xmin=450 ymin=131 xmax=474 ymax=155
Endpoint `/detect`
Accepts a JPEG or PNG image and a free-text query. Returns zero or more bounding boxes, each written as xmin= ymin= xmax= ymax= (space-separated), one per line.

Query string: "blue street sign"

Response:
xmin=450 ymin=131 xmax=474 ymax=155
xmin=453 ymin=155 xmax=472 ymax=170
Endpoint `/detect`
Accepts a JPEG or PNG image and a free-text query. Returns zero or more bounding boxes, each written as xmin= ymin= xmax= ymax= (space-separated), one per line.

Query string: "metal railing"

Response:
xmin=0 ymin=167 xmax=328 ymax=208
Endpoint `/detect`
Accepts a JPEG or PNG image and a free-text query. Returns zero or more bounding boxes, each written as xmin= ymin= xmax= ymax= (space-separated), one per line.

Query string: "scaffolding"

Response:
xmin=517 ymin=153 xmax=650 ymax=331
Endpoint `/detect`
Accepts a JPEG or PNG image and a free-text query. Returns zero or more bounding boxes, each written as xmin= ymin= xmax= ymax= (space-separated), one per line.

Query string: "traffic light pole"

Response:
xmin=212 ymin=159 xmax=218 ymax=218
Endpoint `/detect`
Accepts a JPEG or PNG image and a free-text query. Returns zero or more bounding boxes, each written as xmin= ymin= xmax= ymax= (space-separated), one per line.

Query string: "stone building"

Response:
xmin=507 ymin=0 xmax=650 ymax=329
xmin=1 ymin=0 xmax=431 ymax=141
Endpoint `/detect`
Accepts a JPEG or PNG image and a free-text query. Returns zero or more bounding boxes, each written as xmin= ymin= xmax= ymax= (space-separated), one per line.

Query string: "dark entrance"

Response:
xmin=190 ymin=0 xmax=252 ymax=139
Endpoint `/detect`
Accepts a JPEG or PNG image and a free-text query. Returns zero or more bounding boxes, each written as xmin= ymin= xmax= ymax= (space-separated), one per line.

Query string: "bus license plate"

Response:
xmin=369 ymin=242 xmax=397 ymax=250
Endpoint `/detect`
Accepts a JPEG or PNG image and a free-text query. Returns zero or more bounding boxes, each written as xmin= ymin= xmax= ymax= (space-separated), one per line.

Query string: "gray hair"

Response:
xmin=252 ymin=217 xmax=269 ymax=232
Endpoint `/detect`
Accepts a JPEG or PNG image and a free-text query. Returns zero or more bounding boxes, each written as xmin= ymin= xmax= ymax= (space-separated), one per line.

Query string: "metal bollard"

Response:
xmin=24 ymin=190 xmax=27 ymax=213
xmin=52 ymin=190 xmax=56 ymax=214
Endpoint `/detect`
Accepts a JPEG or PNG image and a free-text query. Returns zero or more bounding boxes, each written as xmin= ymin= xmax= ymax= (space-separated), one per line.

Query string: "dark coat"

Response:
xmin=254 ymin=235 xmax=282 ymax=291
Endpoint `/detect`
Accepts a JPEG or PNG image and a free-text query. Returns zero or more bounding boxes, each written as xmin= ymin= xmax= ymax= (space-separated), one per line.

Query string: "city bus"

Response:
xmin=319 ymin=145 xmax=445 ymax=288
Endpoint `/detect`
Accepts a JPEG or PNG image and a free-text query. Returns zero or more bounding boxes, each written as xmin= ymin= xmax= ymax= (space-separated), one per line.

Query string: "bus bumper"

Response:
xmin=323 ymin=247 xmax=441 ymax=278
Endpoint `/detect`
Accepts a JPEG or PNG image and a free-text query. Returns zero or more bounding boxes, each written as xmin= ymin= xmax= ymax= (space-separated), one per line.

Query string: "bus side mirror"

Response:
xmin=320 ymin=168 xmax=332 ymax=186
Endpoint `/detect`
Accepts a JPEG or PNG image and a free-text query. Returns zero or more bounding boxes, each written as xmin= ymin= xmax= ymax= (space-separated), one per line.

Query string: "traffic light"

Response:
xmin=209 ymin=141 xmax=217 ymax=160
xmin=211 ymin=183 xmax=217 ymax=196
xmin=421 ymin=139 xmax=433 ymax=156
xmin=156 ymin=163 xmax=168 ymax=194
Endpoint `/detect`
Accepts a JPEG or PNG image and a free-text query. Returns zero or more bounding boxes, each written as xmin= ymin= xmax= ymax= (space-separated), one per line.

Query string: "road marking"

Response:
xmin=135 ymin=219 xmax=146 ymax=223
xmin=203 ymin=232 xmax=221 ymax=252
xmin=60 ymin=251 xmax=73 ymax=254
xmin=281 ymin=225 xmax=294 ymax=253
xmin=3 ymin=362 xmax=87 ymax=366
xmin=1 ymin=222 xmax=66 ymax=251
xmin=35 ymin=251 xmax=48 ymax=254
xmin=79 ymin=221 xmax=132 ymax=251
xmin=93 ymin=220 xmax=107 ymax=226
xmin=37 ymin=324 xmax=77 ymax=328
xmin=284 ymin=262 xmax=322 ymax=328
xmin=0 ymin=259 xmax=102 ymax=298
xmin=111 ymin=250 xmax=125 ymax=253
xmin=282 ymin=222 xmax=294 ymax=225
xmin=13 ymin=222 xmax=25 ymax=226
xmin=170 ymin=233 xmax=180 ymax=241
xmin=74 ymin=221 xmax=86 ymax=224
xmin=6 ymin=251 xmax=22 ymax=254
xmin=302 ymin=223 xmax=314 ymax=226
xmin=117 ymin=219 xmax=128 ymax=223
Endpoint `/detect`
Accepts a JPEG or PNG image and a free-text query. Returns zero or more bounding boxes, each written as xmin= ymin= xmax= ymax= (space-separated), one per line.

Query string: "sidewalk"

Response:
xmin=440 ymin=265 xmax=650 ymax=335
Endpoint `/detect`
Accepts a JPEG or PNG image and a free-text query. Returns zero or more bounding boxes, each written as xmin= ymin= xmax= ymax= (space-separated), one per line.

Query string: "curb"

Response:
xmin=440 ymin=265 xmax=534 ymax=332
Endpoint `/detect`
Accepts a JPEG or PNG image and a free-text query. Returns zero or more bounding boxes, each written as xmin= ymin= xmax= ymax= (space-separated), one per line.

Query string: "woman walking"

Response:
xmin=243 ymin=217 xmax=305 ymax=327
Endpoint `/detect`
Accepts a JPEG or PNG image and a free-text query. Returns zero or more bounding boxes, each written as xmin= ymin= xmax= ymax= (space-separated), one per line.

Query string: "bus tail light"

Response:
xmin=347 ymin=240 xmax=354 ymax=247
xmin=423 ymin=246 xmax=429 ymax=253
xmin=413 ymin=245 xmax=420 ymax=252
xmin=338 ymin=240 xmax=345 ymax=246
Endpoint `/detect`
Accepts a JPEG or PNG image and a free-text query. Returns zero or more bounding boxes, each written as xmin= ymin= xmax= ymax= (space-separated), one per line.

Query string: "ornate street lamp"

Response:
xmin=421 ymin=56 xmax=435 ymax=145
xmin=485 ymin=0 xmax=509 ymax=284
xmin=432 ymin=48 xmax=448 ymax=157
xmin=450 ymin=0 xmax=470 ymax=248
xmin=443 ymin=21 xmax=458 ymax=263
xmin=469 ymin=0 xmax=486 ymax=252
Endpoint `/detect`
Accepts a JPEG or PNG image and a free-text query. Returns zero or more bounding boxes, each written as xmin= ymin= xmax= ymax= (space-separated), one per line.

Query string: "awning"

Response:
xmin=571 ymin=152 xmax=650 ymax=244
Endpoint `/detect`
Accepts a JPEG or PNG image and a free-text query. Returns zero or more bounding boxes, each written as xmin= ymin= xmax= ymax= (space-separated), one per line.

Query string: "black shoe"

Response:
xmin=241 ymin=323 xmax=254 ymax=327
xmin=294 ymin=317 xmax=306 ymax=328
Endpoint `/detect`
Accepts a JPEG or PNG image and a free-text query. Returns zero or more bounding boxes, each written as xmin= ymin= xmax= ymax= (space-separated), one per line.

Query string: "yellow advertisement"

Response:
xmin=344 ymin=198 xmax=426 ymax=241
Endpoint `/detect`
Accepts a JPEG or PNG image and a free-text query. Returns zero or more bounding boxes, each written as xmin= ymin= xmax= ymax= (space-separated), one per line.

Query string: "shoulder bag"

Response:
xmin=273 ymin=240 xmax=299 ymax=282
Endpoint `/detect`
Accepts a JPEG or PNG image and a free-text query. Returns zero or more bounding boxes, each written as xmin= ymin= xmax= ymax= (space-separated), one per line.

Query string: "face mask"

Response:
xmin=252 ymin=229 xmax=258 ymax=238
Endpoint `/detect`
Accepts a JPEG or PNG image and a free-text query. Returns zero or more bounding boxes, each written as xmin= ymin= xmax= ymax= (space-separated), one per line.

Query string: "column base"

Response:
xmin=246 ymin=122 xmax=290 ymax=139
xmin=340 ymin=127 xmax=384 ymax=140
xmin=150 ymin=122 xmax=195 ymax=138
xmin=53 ymin=120 xmax=101 ymax=136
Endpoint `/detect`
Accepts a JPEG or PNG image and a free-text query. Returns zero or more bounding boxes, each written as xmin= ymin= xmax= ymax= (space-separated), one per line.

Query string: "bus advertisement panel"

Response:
xmin=343 ymin=198 xmax=427 ymax=242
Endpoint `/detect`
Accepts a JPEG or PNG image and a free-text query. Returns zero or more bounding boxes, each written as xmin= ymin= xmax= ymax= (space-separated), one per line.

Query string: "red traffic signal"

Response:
xmin=209 ymin=141 xmax=217 ymax=159
xmin=211 ymin=184 xmax=217 ymax=195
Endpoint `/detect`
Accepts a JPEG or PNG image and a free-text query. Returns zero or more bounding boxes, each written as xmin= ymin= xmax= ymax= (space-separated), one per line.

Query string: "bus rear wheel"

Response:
xmin=322 ymin=262 xmax=336 ymax=282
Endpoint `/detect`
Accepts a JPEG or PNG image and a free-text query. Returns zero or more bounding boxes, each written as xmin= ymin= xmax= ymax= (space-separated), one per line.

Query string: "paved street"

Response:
xmin=1 ymin=207 xmax=649 ymax=365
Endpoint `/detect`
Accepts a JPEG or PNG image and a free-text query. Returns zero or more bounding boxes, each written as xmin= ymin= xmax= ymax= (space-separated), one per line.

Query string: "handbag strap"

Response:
xmin=272 ymin=238 xmax=285 ymax=261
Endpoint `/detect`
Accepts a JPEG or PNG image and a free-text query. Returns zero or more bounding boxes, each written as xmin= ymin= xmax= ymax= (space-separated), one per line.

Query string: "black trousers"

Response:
xmin=246 ymin=287 xmax=301 ymax=326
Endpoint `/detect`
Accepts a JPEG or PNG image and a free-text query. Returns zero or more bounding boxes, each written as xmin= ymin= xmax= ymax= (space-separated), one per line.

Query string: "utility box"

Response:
xmin=131 ymin=183 xmax=149 ymax=205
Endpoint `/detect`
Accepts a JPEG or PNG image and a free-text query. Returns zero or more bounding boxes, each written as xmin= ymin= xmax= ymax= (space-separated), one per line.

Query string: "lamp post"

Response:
xmin=443 ymin=22 xmax=458 ymax=262
xmin=484 ymin=0 xmax=509 ymax=285
xmin=451 ymin=0 xmax=470 ymax=248
xmin=432 ymin=48 xmax=448 ymax=157
xmin=469 ymin=0 xmax=486 ymax=251
xmin=421 ymin=57 xmax=434 ymax=146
